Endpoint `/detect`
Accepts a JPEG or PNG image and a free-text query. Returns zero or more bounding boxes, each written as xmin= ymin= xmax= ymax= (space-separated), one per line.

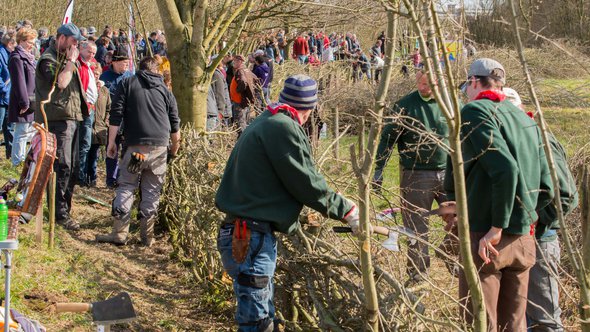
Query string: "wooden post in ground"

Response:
xmin=35 ymin=204 xmax=43 ymax=244
xmin=333 ymin=107 xmax=340 ymax=162
xmin=48 ymin=172 xmax=56 ymax=249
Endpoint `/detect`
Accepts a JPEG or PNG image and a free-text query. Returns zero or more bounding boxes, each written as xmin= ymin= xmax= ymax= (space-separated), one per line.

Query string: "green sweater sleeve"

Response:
xmin=264 ymin=119 xmax=353 ymax=220
xmin=374 ymin=106 xmax=402 ymax=177
xmin=537 ymin=133 xmax=573 ymax=234
xmin=462 ymin=105 xmax=519 ymax=229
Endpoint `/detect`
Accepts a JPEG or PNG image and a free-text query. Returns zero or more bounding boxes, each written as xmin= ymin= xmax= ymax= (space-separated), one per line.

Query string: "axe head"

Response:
xmin=381 ymin=231 xmax=400 ymax=252
xmin=92 ymin=292 xmax=136 ymax=325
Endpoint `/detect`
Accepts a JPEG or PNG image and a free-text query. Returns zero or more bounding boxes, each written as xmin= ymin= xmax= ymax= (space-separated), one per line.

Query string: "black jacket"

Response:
xmin=110 ymin=70 xmax=180 ymax=147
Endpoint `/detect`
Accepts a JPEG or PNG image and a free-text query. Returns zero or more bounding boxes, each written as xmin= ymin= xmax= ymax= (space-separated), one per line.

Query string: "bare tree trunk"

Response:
xmin=507 ymin=0 xmax=590 ymax=329
xmin=156 ymin=0 xmax=255 ymax=132
xmin=400 ymin=0 xmax=487 ymax=329
xmin=350 ymin=6 xmax=399 ymax=331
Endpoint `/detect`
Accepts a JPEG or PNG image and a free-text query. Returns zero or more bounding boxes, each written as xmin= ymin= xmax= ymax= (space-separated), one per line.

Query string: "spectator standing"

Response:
xmin=35 ymin=23 xmax=88 ymax=230
xmin=77 ymin=41 xmax=98 ymax=186
xmin=100 ymin=46 xmax=132 ymax=188
xmin=207 ymin=57 xmax=231 ymax=131
xmin=292 ymin=33 xmax=309 ymax=64
xmin=442 ymin=59 xmax=554 ymax=331
xmin=229 ymin=55 xmax=257 ymax=134
xmin=412 ymin=47 xmax=421 ymax=68
xmin=374 ymin=70 xmax=449 ymax=285
xmin=88 ymin=26 xmax=97 ymax=38
xmin=0 ymin=30 xmax=15 ymax=159
xmin=96 ymin=56 xmax=180 ymax=246
xmin=252 ymin=53 xmax=270 ymax=105
xmin=8 ymin=28 xmax=37 ymax=167
xmin=94 ymin=36 xmax=110 ymax=67
xmin=86 ymin=65 xmax=110 ymax=187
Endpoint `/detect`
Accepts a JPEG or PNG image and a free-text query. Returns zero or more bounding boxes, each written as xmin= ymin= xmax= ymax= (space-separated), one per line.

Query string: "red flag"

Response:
xmin=62 ymin=0 xmax=74 ymax=24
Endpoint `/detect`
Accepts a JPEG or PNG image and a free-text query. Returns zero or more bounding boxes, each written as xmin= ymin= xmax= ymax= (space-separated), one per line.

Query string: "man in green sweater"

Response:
xmin=216 ymin=74 xmax=359 ymax=332
xmin=374 ymin=70 xmax=449 ymax=284
xmin=505 ymin=88 xmax=578 ymax=332
xmin=442 ymin=59 xmax=554 ymax=331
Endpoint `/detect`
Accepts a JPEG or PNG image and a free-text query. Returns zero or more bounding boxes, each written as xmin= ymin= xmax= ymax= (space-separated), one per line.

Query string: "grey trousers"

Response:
xmin=527 ymin=238 xmax=563 ymax=331
xmin=400 ymin=169 xmax=447 ymax=278
xmin=111 ymin=145 xmax=168 ymax=238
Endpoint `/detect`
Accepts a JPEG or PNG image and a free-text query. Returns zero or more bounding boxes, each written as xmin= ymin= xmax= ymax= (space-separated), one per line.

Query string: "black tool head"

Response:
xmin=92 ymin=292 xmax=137 ymax=324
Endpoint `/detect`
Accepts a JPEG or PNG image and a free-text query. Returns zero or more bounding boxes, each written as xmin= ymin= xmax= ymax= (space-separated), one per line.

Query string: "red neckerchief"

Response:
xmin=526 ymin=111 xmax=534 ymax=119
xmin=267 ymin=103 xmax=302 ymax=125
xmin=475 ymin=90 xmax=506 ymax=102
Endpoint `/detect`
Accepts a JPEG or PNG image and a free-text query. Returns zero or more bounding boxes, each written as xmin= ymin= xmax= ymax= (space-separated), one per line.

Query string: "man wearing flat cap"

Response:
xmin=35 ymin=23 xmax=88 ymax=230
xmin=100 ymin=44 xmax=132 ymax=188
xmin=441 ymin=58 xmax=554 ymax=331
xmin=216 ymin=75 xmax=361 ymax=332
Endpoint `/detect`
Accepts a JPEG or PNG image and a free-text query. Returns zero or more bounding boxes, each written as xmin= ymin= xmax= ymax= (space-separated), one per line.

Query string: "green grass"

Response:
xmin=0 ymin=158 xmax=100 ymax=328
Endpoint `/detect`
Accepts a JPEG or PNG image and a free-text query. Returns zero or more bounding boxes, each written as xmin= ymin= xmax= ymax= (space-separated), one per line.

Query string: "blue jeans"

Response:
xmin=0 ymin=106 xmax=11 ymax=159
xmin=527 ymin=238 xmax=563 ymax=331
xmin=11 ymin=122 xmax=36 ymax=166
xmin=217 ymin=224 xmax=277 ymax=332
xmin=86 ymin=144 xmax=101 ymax=184
xmin=78 ymin=113 xmax=94 ymax=183
xmin=297 ymin=55 xmax=308 ymax=64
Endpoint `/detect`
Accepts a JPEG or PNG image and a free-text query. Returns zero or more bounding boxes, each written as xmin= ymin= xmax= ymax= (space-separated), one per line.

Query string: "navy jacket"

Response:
xmin=8 ymin=46 xmax=35 ymax=123
xmin=0 ymin=44 xmax=11 ymax=106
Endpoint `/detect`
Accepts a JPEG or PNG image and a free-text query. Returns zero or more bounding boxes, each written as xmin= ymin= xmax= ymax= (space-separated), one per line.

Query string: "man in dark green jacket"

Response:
xmin=442 ymin=59 xmax=554 ymax=331
xmin=504 ymin=88 xmax=577 ymax=331
xmin=374 ymin=70 xmax=449 ymax=284
xmin=216 ymin=74 xmax=359 ymax=332
xmin=35 ymin=23 xmax=87 ymax=230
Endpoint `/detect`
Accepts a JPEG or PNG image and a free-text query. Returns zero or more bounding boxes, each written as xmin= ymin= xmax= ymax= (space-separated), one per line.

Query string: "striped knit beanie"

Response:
xmin=279 ymin=74 xmax=318 ymax=111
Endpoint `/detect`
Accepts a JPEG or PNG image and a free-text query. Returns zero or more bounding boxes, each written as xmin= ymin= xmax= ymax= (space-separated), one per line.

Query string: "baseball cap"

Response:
xmin=233 ymin=55 xmax=245 ymax=62
xmin=57 ymin=23 xmax=86 ymax=41
xmin=468 ymin=58 xmax=505 ymax=84
xmin=279 ymin=74 xmax=318 ymax=111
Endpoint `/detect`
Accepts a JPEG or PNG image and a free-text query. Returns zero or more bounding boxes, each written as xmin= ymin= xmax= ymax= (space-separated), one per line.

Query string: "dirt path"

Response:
xmin=53 ymin=185 xmax=231 ymax=331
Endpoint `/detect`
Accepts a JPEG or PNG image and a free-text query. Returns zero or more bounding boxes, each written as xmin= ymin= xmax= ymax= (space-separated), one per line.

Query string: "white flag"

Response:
xmin=62 ymin=0 xmax=74 ymax=24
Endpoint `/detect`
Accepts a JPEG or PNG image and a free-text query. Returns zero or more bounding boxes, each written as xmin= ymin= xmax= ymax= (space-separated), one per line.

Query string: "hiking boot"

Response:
xmin=95 ymin=232 xmax=128 ymax=245
xmin=140 ymin=217 xmax=155 ymax=247
xmin=57 ymin=218 xmax=80 ymax=231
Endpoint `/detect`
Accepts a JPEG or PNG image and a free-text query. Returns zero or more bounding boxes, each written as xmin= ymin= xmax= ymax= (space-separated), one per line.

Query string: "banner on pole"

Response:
xmin=62 ymin=0 xmax=74 ymax=24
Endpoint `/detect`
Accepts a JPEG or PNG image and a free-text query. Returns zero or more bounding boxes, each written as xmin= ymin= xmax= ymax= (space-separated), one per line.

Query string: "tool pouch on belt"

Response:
xmin=232 ymin=219 xmax=251 ymax=263
xmin=127 ymin=152 xmax=145 ymax=174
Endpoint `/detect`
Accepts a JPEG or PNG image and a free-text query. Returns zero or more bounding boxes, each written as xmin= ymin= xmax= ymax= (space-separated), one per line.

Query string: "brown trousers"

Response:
xmin=460 ymin=232 xmax=536 ymax=332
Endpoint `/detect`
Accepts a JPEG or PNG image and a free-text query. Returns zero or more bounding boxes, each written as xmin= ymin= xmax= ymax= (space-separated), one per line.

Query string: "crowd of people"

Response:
xmin=0 ymin=18 xmax=575 ymax=332
xmin=0 ymin=20 xmax=180 ymax=244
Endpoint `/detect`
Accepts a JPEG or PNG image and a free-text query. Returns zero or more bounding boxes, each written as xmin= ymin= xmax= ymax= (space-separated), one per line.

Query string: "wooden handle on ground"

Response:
xmin=371 ymin=225 xmax=390 ymax=236
xmin=55 ymin=302 xmax=91 ymax=313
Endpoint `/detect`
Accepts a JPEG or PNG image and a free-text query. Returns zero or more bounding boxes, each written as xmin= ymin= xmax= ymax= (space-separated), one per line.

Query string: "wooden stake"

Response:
xmin=35 ymin=202 xmax=43 ymax=244
xmin=48 ymin=172 xmax=56 ymax=250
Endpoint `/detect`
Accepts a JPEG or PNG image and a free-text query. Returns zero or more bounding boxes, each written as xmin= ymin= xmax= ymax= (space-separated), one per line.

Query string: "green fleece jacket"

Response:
xmin=444 ymin=98 xmax=554 ymax=235
xmin=536 ymin=133 xmax=579 ymax=241
xmin=375 ymin=90 xmax=449 ymax=173
xmin=215 ymin=106 xmax=352 ymax=234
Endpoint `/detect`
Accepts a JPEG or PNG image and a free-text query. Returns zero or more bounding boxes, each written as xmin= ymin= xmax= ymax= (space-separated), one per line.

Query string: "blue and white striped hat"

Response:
xmin=279 ymin=74 xmax=318 ymax=111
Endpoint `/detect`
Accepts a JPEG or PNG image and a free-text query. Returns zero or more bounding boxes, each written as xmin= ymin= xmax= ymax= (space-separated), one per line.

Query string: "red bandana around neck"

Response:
xmin=267 ymin=103 xmax=303 ymax=125
xmin=475 ymin=90 xmax=506 ymax=102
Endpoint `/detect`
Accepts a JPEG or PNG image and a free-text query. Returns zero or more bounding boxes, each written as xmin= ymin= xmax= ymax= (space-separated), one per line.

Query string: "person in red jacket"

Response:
xmin=292 ymin=32 xmax=309 ymax=64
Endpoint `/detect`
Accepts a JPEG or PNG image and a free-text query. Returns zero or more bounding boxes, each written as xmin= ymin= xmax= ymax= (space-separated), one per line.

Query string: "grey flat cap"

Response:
xmin=468 ymin=58 xmax=505 ymax=84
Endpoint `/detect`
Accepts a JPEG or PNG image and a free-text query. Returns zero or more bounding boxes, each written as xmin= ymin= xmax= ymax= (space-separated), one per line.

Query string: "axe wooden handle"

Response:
xmin=332 ymin=226 xmax=390 ymax=237
xmin=55 ymin=302 xmax=92 ymax=313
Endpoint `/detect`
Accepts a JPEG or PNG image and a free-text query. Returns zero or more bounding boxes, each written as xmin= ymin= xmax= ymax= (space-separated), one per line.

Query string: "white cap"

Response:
xmin=503 ymin=87 xmax=522 ymax=107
